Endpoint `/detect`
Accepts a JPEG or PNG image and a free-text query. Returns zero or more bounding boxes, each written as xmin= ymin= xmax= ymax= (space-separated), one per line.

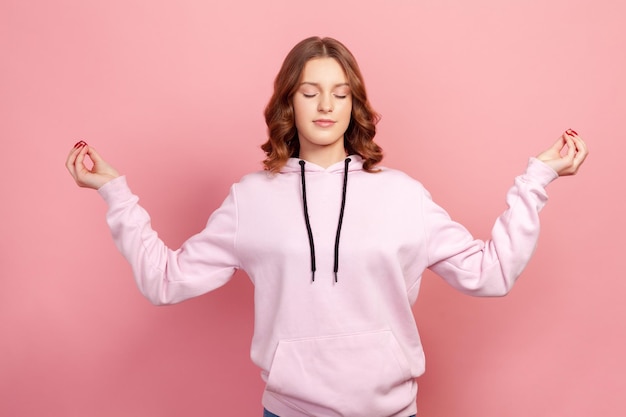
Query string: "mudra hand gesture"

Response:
xmin=536 ymin=129 xmax=588 ymax=176
xmin=66 ymin=140 xmax=120 ymax=190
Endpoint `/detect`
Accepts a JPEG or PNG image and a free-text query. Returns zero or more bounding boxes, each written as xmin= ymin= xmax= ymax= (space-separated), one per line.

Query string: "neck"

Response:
xmin=299 ymin=142 xmax=347 ymax=168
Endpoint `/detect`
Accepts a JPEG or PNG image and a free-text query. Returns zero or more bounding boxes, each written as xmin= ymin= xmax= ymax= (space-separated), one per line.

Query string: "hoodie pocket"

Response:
xmin=266 ymin=330 xmax=414 ymax=416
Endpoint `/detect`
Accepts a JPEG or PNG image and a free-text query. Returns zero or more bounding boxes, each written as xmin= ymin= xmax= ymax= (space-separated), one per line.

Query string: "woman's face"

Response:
xmin=293 ymin=57 xmax=352 ymax=162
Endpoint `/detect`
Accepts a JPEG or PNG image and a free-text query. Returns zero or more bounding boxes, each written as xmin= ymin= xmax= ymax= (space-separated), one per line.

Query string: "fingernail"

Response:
xmin=567 ymin=129 xmax=578 ymax=135
xmin=73 ymin=140 xmax=87 ymax=148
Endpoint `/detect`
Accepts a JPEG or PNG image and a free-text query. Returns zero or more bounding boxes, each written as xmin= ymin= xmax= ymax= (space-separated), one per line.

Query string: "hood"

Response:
xmin=280 ymin=155 xmax=364 ymax=174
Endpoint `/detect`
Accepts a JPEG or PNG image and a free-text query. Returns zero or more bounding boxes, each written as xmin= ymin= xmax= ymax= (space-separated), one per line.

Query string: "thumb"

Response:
xmin=85 ymin=145 xmax=121 ymax=180
xmin=85 ymin=145 xmax=104 ymax=164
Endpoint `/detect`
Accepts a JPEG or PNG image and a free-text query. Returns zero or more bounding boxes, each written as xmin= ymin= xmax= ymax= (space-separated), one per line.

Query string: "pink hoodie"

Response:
xmin=98 ymin=156 xmax=558 ymax=416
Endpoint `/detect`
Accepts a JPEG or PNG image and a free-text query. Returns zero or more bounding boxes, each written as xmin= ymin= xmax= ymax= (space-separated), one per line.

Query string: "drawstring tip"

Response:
xmin=311 ymin=271 xmax=315 ymax=283
xmin=334 ymin=272 xmax=338 ymax=283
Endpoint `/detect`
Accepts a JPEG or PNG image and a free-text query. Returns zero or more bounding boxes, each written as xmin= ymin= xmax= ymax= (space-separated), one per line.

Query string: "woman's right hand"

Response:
xmin=66 ymin=141 xmax=120 ymax=190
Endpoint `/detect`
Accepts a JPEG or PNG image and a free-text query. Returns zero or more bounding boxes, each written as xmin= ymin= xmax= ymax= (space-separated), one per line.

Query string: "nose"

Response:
xmin=318 ymin=94 xmax=333 ymax=113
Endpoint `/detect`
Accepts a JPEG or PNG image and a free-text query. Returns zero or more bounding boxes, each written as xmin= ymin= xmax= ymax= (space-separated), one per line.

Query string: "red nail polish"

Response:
xmin=567 ymin=129 xmax=578 ymax=136
xmin=73 ymin=140 xmax=87 ymax=148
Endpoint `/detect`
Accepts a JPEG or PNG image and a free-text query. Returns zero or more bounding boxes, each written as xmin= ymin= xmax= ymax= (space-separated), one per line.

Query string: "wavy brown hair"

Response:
xmin=262 ymin=36 xmax=383 ymax=173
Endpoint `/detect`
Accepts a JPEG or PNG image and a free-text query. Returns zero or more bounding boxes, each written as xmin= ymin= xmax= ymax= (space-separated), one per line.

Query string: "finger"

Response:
xmin=554 ymin=134 xmax=571 ymax=157
xmin=567 ymin=135 xmax=590 ymax=175
xmin=86 ymin=146 xmax=120 ymax=179
xmin=66 ymin=147 xmax=78 ymax=176
xmin=66 ymin=143 xmax=86 ymax=177
xmin=572 ymin=135 xmax=588 ymax=154
xmin=572 ymin=136 xmax=589 ymax=166
xmin=67 ymin=142 xmax=81 ymax=158
xmin=85 ymin=146 xmax=104 ymax=165
xmin=573 ymin=150 xmax=588 ymax=169
xmin=74 ymin=144 xmax=91 ymax=178
xmin=70 ymin=140 xmax=87 ymax=152
xmin=565 ymin=136 xmax=577 ymax=160
xmin=568 ymin=135 xmax=585 ymax=157
xmin=66 ymin=141 xmax=85 ymax=163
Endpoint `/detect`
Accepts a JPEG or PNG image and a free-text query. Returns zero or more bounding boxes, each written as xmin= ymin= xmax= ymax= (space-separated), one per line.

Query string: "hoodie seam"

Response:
xmin=421 ymin=188 xmax=433 ymax=268
xmin=231 ymin=184 xmax=242 ymax=270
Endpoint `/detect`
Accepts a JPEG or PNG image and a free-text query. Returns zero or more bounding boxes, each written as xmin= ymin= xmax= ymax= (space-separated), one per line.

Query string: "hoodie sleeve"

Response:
xmin=424 ymin=157 xmax=558 ymax=296
xmin=98 ymin=176 xmax=240 ymax=305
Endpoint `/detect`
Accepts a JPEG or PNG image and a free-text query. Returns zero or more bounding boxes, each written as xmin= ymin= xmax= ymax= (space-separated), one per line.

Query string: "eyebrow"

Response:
xmin=299 ymin=82 xmax=350 ymax=88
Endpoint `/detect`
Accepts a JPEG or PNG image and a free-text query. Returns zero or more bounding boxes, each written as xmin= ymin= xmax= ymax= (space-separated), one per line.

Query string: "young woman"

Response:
xmin=66 ymin=37 xmax=588 ymax=417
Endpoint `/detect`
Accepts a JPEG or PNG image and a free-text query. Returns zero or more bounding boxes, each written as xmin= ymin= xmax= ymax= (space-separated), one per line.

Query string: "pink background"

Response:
xmin=1 ymin=0 xmax=624 ymax=415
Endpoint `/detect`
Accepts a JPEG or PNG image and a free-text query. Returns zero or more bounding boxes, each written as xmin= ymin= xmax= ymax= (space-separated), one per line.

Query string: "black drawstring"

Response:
xmin=298 ymin=158 xmax=351 ymax=283
xmin=299 ymin=160 xmax=316 ymax=282
xmin=333 ymin=158 xmax=351 ymax=282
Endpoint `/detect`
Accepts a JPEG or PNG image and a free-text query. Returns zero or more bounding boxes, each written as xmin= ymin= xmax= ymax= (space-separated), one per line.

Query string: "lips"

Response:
xmin=314 ymin=119 xmax=336 ymax=127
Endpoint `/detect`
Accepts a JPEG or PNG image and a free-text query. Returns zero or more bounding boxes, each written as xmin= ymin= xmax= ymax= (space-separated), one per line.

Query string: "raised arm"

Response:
xmin=65 ymin=141 xmax=240 ymax=305
xmin=426 ymin=130 xmax=588 ymax=296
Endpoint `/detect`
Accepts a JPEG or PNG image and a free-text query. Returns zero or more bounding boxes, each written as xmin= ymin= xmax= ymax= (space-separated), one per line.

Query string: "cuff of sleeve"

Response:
xmin=525 ymin=157 xmax=559 ymax=187
xmin=97 ymin=176 xmax=134 ymax=206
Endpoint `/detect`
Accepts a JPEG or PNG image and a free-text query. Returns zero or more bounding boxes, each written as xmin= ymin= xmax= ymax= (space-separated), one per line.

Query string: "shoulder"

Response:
xmin=364 ymin=166 xmax=427 ymax=192
xmin=237 ymin=170 xmax=273 ymax=184
xmin=230 ymin=170 xmax=286 ymax=198
xmin=347 ymin=166 xmax=433 ymax=207
xmin=227 ymin=167 xmax=293 ymax=189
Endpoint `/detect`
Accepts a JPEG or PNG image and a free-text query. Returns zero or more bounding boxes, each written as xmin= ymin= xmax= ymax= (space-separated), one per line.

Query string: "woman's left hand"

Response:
xmin=537 ymin=129 xmax=589 ymax=176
